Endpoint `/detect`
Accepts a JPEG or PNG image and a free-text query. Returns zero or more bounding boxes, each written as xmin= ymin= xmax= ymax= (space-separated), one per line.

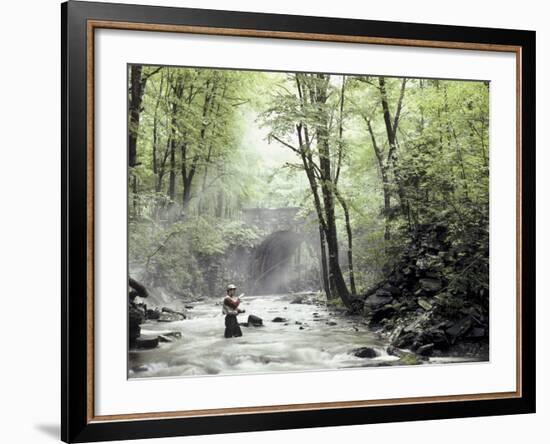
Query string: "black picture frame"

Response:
xmin=61 ymin=1 xmax=536 ymax=442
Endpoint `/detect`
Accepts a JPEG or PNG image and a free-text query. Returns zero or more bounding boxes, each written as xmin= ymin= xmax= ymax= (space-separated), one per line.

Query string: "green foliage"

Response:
xmin=130 ymin=216 xmax=261 ymax=297
xmin=128 ymin=64 xmax=489 ymax=304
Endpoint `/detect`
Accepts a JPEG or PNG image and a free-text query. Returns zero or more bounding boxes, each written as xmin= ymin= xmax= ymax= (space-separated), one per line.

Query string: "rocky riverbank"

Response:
xmin=129 ymin=277 xmax=187 ymax=350
xmin=361 ymin=223 xmax=489 ymax=361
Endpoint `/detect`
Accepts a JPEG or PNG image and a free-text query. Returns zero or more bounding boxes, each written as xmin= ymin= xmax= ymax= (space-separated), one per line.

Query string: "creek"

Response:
xmin=129 ymin=292 xmax=475 ymax=378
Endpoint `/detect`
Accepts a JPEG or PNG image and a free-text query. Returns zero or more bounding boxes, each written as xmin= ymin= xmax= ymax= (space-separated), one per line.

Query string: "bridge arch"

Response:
xmin=241 ymin=207 xmax=318 ymax=295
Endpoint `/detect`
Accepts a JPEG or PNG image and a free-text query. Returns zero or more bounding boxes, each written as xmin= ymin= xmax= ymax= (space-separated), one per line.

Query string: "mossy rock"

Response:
xmin=398 ymin=353 xmax=422 ymax=365
xmin=326 ymin=298 xmax=346 ymax=309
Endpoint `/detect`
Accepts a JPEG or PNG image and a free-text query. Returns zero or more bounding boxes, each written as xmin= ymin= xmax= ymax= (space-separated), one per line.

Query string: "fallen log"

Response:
xmin=161 ymin=307 xmax=186 ymax=319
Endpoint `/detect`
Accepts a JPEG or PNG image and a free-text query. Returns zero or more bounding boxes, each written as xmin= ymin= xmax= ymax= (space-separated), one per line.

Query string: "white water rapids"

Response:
xmin=128 ymin=293 xmax=474 ymax=379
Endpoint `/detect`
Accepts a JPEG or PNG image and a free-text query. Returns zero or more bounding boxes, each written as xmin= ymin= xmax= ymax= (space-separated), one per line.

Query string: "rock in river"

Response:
xmin=353 ymin=347 xmax=379 ymax=358
xmin=247 ymin=314 xmax=263 ymax=327
xmin=135 ymin=336 xmax=159 ymax=349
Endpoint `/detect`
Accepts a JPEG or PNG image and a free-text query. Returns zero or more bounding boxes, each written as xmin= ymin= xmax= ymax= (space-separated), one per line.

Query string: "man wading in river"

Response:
xmin=222 ymin=284 xmax=245 ymax=338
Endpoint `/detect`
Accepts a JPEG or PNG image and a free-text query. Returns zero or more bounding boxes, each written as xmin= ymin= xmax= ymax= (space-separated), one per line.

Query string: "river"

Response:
xmin=128 ymin=293 xmax=476 ymax=379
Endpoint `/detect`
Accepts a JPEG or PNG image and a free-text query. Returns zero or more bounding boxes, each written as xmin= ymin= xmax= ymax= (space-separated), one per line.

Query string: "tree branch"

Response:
xmin=142 ymin=66 xmax=163 ymax=84
xmin=392 ymin=78 xmax=407 ymax=136
xmin=270 ymin=134 xmax=301 ymax=155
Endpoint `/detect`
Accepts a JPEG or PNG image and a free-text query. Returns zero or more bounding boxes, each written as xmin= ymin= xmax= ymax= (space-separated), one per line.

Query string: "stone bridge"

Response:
xmin=240 ymin=207 xmax=305 ymax=233
xmin=240 ymin=207 xmax=319 ymax=295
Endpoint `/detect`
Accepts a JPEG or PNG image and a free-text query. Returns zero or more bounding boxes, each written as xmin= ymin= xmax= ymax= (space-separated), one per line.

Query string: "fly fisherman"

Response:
xmin=222 ymin=284 xmax=245 ymax=338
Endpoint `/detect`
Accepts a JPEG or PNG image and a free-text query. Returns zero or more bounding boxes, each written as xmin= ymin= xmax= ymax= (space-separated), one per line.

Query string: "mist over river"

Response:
xmin=128 ymin=293 xmax=477 ymax=379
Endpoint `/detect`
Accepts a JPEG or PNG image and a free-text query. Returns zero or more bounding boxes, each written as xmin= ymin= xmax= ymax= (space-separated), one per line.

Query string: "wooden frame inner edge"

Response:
xmin=85 ymin=19 xmax=523 ymax=423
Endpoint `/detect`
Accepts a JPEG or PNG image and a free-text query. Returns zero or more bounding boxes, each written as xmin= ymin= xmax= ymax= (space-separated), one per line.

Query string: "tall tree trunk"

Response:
xmin=168 ymin=138 xmax=176 ymax=203
xmin=318 ymin=226 xmax=331 ymax=299
xmin=152 ymin=71 xmax=165 ymax=183
xmin=182 ymin=76 xmax=216 ymax=210
xmin=295 ymin=123 xmax=331 ymax=300
xmin=128 ymin=65 xmax=144 ymax=218
xmin=334 ymin=189 xmax=357 ymax=295
xmin=165 ymin=74 xmax=185 ymax=206
xmin=378 ymin=77 xmax=408 ymax=216
xmin=318 ymin=132 xmax=351 ymax=306
xmin=151 ymin=71 xmax=166 ymax=219
xmin=314 ymin=74 xmax=351 ymax=307
xmin=335 ymin=76 xmax=346 ymax=183
xmin=156 ymin=136 xmax=170 ymax=193
xmin=128 ymin=65 xmax=144 ymax=169
xmin=333 ymin=76 xmax=356 ymax=294
xmin=294 ymin=75 xmax=332 ymax=299
xmin=366 ymin=118 xmax=391 ymax=240
xmin=200 ymin=79 xmax=228 ymax=213
xmin=443 ymin=84 xmax=469 ymax=199
xmin=181 ymin=154 xmax=194 ymax=212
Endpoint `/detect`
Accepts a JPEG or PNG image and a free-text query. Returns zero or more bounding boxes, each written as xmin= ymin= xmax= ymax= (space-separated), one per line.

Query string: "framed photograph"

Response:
xmin=61 ymin=1 xmax=535 ymax=442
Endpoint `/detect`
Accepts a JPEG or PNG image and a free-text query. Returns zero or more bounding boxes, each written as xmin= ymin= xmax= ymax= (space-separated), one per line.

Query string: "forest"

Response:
xmin=128 ymin=64 xmax=490 ymax=373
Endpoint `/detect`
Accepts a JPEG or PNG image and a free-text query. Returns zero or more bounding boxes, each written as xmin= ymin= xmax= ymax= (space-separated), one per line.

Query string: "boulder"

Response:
xmin=425 ymin=270 xmax=440 ymax=279
xmin=417 ymin=298 xmax=433 ymax=311
xmin=129 ymin=306 xmax=144 ymax=343
xmin=135 ymin=336 xmax=159 ymax=349
xmin=398 ymin=354 xmax=422 ymax=365
xmin=393 ymin=331 xmax=416 ymax=348
xmin=272 ymin=317 xmax=287 ymax=323
xmin=370 ymin=305 xmax=397 ymax=324
xmin=403 ymin=311 xmax=430 ymax=333
xmin=376 ymin=289 xmax=393 ymax=298
xmin=365 ymin=292 xmax=393 ymax=308
xmin=354 ymin=347 xmax=379 ymax=358
xmin=247 ymin=314 xmax=263 ymax=327
xmin=388 ymin=272 xmax=404 ymax=285
xmin=129 ymin=277 xmax=150 ymax=299
xmin=416 ymin=258 xmax=429 ymax=271
xmin=388 ymin=346 xmax=422 ymax=365
xmin=446 ymin=317 xmax=473 ymax=343
xmin=146 ymin=309 xmax=160 ymax=320
xmin=465 ymin=327 xmax=486 ymax=339
xmin=158 ymin=312 xmax=183 ymax=322
xmin=417 ymin=343 xmax=434 ymax=356
xmin=421 ymin=328 xmax=448 ymax=349
xmin=419 ymin=278 xmax=443 ymax=293
xmin=383 ymin=284 xmax=401 ymax=296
